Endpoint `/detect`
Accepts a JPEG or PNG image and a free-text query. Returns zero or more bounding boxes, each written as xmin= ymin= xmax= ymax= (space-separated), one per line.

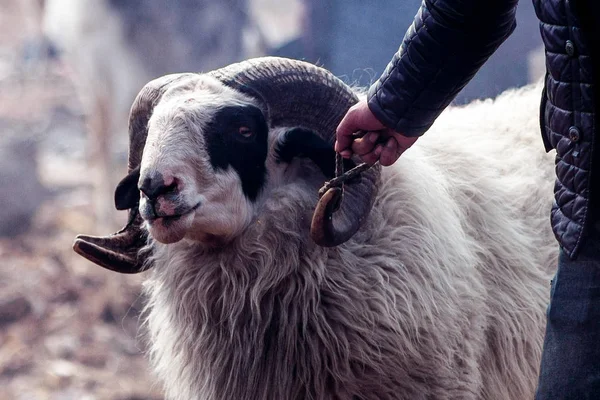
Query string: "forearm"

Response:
xmin=367 ymin=0 xmax=519 ymax=136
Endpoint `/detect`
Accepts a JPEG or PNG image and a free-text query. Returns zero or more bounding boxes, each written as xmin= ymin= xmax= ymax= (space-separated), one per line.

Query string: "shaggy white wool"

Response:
xmin=142 ymin=82 xmax=557 ymax=400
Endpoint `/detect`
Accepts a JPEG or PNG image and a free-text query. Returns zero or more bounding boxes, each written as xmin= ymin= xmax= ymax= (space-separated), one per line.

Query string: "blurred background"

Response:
xmin=0 ymin=1 xmax=542 ymax=399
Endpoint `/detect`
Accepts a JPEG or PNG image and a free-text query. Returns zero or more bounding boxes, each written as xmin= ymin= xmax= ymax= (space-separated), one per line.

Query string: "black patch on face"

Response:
xmin=204 ymin=105 xmax=269 ymax=200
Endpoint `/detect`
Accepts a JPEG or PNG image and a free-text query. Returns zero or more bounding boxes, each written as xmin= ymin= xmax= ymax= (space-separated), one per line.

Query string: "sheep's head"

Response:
xmin=118 ymin=80 xmax=269 ymax=245
xmin=73 ymin=57 xmax=381 ymax=273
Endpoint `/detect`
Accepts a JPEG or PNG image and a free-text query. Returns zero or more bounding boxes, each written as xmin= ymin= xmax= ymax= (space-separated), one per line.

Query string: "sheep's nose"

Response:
xmin=139 ymin=173 xmax=178 ymax=201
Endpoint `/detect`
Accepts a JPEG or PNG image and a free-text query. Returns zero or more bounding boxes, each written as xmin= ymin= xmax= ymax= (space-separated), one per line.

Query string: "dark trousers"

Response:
xmin=535 ymin=231 xmax=600 ymax=399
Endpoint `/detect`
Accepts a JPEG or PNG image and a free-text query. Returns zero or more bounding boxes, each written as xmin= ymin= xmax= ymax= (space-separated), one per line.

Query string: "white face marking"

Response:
xmin=185 ymin=168 xmax=254 ymax=242
xmin=141 ymin=167 xmax=254 ymax=245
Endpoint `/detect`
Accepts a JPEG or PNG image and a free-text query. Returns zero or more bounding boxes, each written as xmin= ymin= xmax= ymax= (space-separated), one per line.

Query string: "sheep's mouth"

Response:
xmin=143 ymin=202 xmax=201 ymax=244
xmin=148 ymin=202 xmax=201 ymax=223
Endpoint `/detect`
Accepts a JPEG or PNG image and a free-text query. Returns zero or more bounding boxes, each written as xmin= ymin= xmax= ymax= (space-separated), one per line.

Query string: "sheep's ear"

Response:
xmin=114 ymin=166 xmax=140 ymax=210
xmin=275 ymin=128 xmax=356 ymax=179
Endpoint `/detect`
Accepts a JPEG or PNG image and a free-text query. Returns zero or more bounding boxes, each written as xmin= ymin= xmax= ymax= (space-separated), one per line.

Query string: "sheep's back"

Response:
xmin=367 ymin=82 xmax=556 ymax=399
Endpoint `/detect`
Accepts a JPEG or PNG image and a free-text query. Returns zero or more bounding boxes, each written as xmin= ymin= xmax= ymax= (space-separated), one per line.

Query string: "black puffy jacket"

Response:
xmin=368 ymin=0 xmax=600 ymax=258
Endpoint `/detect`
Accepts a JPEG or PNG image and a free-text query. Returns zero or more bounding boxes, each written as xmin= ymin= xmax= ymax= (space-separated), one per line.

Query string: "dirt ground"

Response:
xmin=0 ymin=209 xmax=162 ymax=400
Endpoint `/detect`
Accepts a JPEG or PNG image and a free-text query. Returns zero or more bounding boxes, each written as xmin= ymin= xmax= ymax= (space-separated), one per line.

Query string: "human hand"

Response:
xmin=335 ymin=100 xmax=418 ymax=166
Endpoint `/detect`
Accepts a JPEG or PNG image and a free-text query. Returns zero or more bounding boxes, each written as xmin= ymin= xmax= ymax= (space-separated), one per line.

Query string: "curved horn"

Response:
xmin=210 ymin=57 xmax=381 ymax=247
xmin=73 ymin=213 xmax=147 ymax=273
xmin=73 ymin=73 xmax=197 ymax=273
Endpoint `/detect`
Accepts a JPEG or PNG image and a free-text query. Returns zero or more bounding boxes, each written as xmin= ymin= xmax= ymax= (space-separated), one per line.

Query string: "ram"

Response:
xmin=74 ymin=57 xmax=557 ymax=400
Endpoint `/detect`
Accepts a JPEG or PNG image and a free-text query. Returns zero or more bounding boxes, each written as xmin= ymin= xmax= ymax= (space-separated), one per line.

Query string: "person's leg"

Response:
xmin=535 ymin=232 xmax=600 ymax=400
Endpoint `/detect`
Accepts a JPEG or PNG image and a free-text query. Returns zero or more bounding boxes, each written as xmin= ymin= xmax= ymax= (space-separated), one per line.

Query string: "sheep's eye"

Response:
xmin=238 ymin=126 xmax=253 ymax=138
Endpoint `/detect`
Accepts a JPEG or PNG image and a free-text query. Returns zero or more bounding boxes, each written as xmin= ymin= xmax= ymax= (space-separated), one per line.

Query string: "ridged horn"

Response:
xmin=209 ymin=57 xmax=381 ymax=247
xmin=73 ymin=213 xmax=147 ymax=273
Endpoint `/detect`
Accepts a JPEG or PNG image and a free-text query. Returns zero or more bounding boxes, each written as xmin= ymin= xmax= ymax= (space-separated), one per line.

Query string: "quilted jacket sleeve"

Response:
xmin=367 ymin=0 xmax=519 ymax=136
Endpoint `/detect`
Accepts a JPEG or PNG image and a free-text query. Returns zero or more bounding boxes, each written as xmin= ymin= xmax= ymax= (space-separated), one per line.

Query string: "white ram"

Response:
xmin=74 ymin=57 xmax=557 ymax=400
